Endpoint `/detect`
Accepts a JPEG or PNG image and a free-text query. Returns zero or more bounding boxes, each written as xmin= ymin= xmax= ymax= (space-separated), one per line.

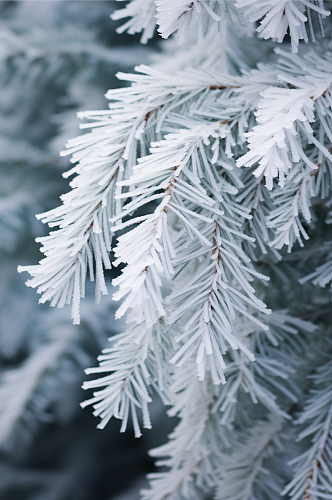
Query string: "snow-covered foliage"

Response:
xmin=235 ymin=0 xmax=330 ymax=52
xmin=4 ymin=0 xmax=332 ymax=499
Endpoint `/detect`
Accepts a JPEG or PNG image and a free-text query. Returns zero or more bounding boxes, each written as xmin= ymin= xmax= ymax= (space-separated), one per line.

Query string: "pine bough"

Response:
xmin=19 ymin=2 xmax=332 ymax=499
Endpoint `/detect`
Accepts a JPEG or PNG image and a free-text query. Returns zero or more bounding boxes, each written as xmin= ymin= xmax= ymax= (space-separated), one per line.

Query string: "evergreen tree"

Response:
xmin=5 ymin=1 xmax=332 ymax=499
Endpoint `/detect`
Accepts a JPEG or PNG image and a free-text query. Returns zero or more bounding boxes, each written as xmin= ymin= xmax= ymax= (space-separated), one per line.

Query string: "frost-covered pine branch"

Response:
xmin=12 ymin=2 xmax=332 ymax=499
xmin=111 ymin=0 xmax=330 ymax=50
xmin=81 ymin=318 xmax=173 ymax=437
xmin=19 ymin=66 xmax=238 ymax=324
xmin=141 ymin=311 xmax=316 ymax=500
xmin=234 ymin=0 xmax=330 ymax=52
xmin=111 ymin=0 xmax=157 ymax=44
xmin=114 ymin=0 xmax=244 ymax=45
